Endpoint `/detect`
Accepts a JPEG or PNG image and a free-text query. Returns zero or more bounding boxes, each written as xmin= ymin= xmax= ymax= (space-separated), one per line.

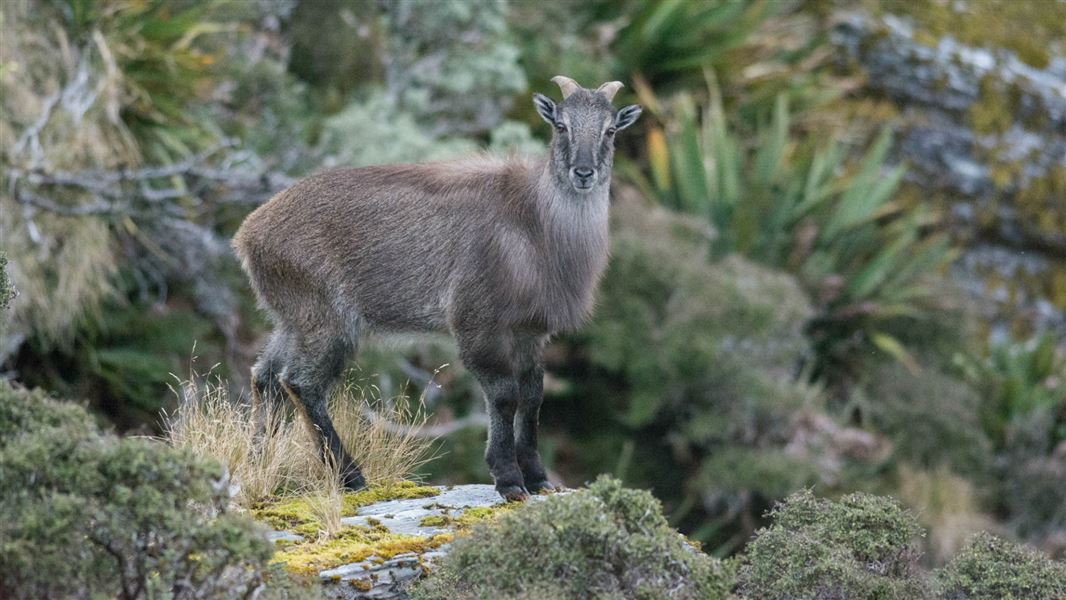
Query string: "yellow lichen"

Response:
xmin=252 ymin=481 xmax=439 ymax=538
xmin=970 ymin=75 xmax=1016 ymax=137
xmin=272 ymin=523 xmax=454 ymax=576
xmin=417 ymin=503 xmax=517 ymax=529
xmin=865 ymin=0 xmax=1066 ymax=69
xmin=341 ymin=480 xmax=440 ymax=514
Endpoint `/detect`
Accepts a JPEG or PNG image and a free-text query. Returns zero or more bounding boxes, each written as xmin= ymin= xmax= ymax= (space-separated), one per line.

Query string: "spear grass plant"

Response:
xmin=955 ymin=333 xmax=1066 ymax=449
xmin=627 ymin=79 xmax=956 ymax=385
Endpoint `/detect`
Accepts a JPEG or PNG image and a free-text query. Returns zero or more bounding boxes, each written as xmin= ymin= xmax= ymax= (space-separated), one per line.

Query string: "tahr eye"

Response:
xmin=555 ymin=122 xmax=567 ymax=133
xmin=606 ymin=127 xmax=617 ymax=136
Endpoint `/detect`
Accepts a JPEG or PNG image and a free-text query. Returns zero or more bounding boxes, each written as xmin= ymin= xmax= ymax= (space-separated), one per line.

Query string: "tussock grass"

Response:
xmin=330 ymin=375 xmax=436 ymax=487
xmin=164 ymin=376 xmax=314 ymax=508
xmin=163 ymin=370 xmax=437 ymax=531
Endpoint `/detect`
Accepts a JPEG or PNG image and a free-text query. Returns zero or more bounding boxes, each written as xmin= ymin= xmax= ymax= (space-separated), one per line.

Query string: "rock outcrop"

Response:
xmin=264 ymin=485 xmax=536 ymax=599
xmin=833 ymin=8 xmax=1066 ymax=339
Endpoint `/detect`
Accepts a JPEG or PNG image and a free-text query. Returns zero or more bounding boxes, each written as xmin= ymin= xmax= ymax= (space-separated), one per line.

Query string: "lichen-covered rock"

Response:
xmin=832 ymin=4 xmax=1066 ymax=339
xmin=263 ymin=484 xmax=528 ymax=599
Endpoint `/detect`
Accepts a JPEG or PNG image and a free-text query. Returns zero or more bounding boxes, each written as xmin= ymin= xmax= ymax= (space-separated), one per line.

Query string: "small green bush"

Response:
xmin=0 ymin=384 xmax=96 ymax=446
xmin=411 ymin=475 xmax=735 ymax=599
xmin=0 ymin=383 xmax=315 ymax=599
xmin=865 ymin=363 xmax=994 ymax=479
xmin=935 ymin=531 xmax=1066 ymax=599
xmin=737 ymin=489 xmax=929 ymax=599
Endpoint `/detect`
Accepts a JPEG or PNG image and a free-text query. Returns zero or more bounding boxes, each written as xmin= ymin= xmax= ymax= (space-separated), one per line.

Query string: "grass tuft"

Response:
xmin=163 ymin=370 xmax=438 ymax=529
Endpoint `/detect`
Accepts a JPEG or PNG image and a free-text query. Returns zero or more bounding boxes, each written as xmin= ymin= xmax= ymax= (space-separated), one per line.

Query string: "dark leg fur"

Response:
xmin=514 ymin=335 xmax=553 ymax=493
xmin=457 ymin=329 xmax=527 ymax=501
xmin=280 ymin=333 xmax=366 ymax=490
xmin=251 ymin=329 xmax=290 ymax=433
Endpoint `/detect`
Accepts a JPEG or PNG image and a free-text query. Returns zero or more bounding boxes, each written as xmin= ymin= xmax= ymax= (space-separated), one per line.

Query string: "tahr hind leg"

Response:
xmin=251 ymin=328 xmax=292 ymax=433
xmin=280 ymin=331 xmax=365 ymax=490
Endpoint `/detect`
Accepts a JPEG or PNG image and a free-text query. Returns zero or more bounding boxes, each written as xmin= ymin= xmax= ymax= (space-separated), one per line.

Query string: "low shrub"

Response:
xmin=737 ymin=489 xmax=929 ymax=599
xmin=865 ymin=363 xmax=994 ymax=480
xmin=0 ymin=383 xmax=317 ymax=599
xmin=563 ymin=195 xmax=847 ymax=551
xmin=410 ymin=475 xmax=735 ymax=600
xmin=935 ymin=531 xmax=1066 ymax=599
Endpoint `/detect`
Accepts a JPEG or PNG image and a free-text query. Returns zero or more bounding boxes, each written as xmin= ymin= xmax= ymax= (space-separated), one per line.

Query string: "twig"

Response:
xmin=360 ymin=407 xmax=488 ymax=438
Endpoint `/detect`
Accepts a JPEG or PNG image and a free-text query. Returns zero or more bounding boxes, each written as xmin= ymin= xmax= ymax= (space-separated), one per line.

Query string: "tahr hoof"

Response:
xmin=527 ymin=479 xmax=556 ymax=494
xmin=497 ymin=484 xmax=530 ymax=502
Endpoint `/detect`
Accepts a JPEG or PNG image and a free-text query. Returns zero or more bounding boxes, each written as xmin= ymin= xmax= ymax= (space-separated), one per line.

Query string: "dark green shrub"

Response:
xmin=935 ymin=531 xmax=1066 ymax=599
xmin=865 ymin=363 xmax=994 ymax=479
xmin=0 ymin=383 xmax=315 ymax=599
xmin=0 ymin=383 xmax=96 ymax=446
xmin=556 ymin=196 xmax=863 ymax=552
xmin=1000 ymin=444 xmax=1066 ymax=545
xmin=411 ymin=476 xmax=735 ymax=600
xmin=631 ymin=87 xmax=955 ymax=386
xmin=737 ymin=489 xmax=929 ymax=599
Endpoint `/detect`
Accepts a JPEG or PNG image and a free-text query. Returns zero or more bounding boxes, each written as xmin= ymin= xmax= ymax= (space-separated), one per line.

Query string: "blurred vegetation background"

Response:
xmin=2 ymin=0 xmax=1064 ymax=566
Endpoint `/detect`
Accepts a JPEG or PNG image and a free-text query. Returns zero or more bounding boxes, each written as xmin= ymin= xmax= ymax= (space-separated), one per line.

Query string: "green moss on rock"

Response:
xmin=272 ymin=522 xmax=453 ymax=577
xmin=418 ymin=503 xmax=518 ymax=529
xmin=253 ymin=481 xmax=439 ymax=535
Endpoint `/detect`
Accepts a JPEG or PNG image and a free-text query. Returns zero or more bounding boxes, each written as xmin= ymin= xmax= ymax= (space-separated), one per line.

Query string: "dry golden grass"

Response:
xmin=329 ymin=375 xmax=437 ymax=487
xmin=163 ymin=376 xmax=315 ymax=508
xmin=163 ymin=370 xmax=437 ymax=525
xmin=897 ymin=463 xmax=1001 ymax=565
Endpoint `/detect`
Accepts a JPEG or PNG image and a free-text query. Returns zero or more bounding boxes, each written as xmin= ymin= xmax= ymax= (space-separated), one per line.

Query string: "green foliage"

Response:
xmin=0 ymin=383 xmax=314 ymax=599
xmin=604 ymin=0 xmax=777 ymax=90
xmin=60 ymin=0 xmax=237 ymax=156
xmin=738 ymin=489 xmax=929 ymax=599
xmin=324 ymin=90 xmax=479 ymax=167
xmin=630 ymin=87 xmax=955 ymax=384
xmin=411 ymin=475 xmax=735 ymax=600
xmin=556 ymin=197 xmax=842 ymax=552
xmin=935 ymin=531 xmax=1066 ymax=599
xmin=587 ymin=198 xmax=813 ymax=429
xmin=956 ymin=333 xmax=1066 ymax=449
xmin=380 ymin=0 xmax=526 ymax=134
xmin=0 ymin=384 xmax=96 ymax=447
xmin=0 ymin=253 xmax=14 ymax=312
xmin=999 ymin=447 xmax=1066 ymax=544
xmin=864 ymin=363 xmax=994 ymax=479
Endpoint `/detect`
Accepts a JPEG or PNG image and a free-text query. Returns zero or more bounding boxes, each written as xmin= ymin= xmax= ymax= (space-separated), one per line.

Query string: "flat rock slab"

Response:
xmin=340 ymin=484 xmax=502 ymax=537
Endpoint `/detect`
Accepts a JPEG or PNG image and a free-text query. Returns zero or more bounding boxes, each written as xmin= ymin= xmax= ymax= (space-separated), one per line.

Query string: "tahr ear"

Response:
xmin=614 ymin=104 xmax=643 ymax=131
xmin=533 ymin=93 xmax=557 ymax=125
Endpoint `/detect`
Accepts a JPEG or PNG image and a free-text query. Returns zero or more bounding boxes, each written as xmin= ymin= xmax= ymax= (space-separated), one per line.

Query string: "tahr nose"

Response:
xmin=572 ymin=167 xmax=594 ymax=179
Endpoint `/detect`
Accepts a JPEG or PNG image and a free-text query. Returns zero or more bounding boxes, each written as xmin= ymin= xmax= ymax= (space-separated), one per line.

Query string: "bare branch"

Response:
xmin=361 ymin=407 xmax=488 ymax=439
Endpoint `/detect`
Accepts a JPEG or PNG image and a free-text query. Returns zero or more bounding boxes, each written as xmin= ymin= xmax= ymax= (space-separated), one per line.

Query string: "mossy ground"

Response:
xmin=417 ymin=503 xmax=519 ymax=529
xmin=255 ymin=482 xmax=523 ymax=578
xmin=274 ymin=522 xmax=454 ymax=578
xmin=253 ymin=481 xmax=440 ymax=538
